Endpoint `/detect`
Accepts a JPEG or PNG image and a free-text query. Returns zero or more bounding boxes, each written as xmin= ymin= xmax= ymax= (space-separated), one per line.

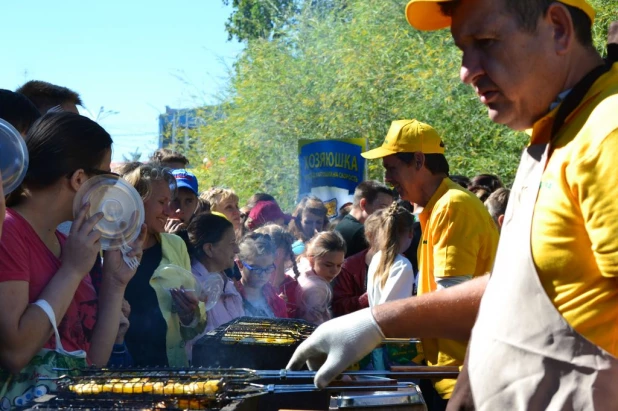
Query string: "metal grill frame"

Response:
xmin=201 ymin=317 xmax=316 ymax=347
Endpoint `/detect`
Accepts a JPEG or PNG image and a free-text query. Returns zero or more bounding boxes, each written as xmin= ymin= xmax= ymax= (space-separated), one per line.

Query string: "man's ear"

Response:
xmin=546 ymin=2 xmax=576 ymax=56
xmin=359 ymin=198 xmax=367 ymax=212
xmin=414 ymin=152 xmax=425 ymax=171
xmin=68 ymin=169 xmax=88 ymax=192
xmin=498 ymin=214 xmax=505 ymax=228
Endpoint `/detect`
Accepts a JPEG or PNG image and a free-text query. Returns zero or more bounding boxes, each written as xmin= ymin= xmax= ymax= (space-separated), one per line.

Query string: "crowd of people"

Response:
xmin=1 ymin=1 xmax=617 ymax=409
xmin=0 ymin=78 xmax=508 ymax=406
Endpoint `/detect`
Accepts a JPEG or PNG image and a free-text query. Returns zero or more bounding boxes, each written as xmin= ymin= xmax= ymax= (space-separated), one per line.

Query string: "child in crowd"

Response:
xmin=165 ymin=169 xmax=200 ymax=234
xmin=331 ymin=212 xmax=382 ymax=317
xmin=236 ymin=233 xmax=288 ymax=318
xmin=178 ymin=213 xmax=243 ymax=361
xmin=149 ymin=148 xmax=189 ymax=170
xmin=295 ymin=231 xmax=346 ymax=325
xmin=245 ymin=200 xmax=291 ymax=231
xmin=367 ymin=203 xmax=415 ymax=306
xmin=484 ymin=188 xmax=510 ymax=232
xmin=255 ymin=224 xmax=300 ymax=318
xmin=201 ymin=188 xmax=243 ymax=281
xmin=288 ymin=196 xmax=328 ymax=255
xmin=366 ymin=203 xmax=416 ymax=370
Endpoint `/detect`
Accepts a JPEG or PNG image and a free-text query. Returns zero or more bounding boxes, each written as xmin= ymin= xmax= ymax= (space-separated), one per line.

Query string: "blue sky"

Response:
xmin=1 ymin=0 xmax=243 ymax=162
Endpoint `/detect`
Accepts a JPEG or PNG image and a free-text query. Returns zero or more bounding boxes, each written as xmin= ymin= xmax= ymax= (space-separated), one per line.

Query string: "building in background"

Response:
xmin=158 ymin=106 xmax=206 ymax=149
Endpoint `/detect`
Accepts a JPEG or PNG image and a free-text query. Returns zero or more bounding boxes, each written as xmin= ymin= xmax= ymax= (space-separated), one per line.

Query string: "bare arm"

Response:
xmin=86 ymin=276 xmax=126 ymax=366
xmin=0 ymin=206 xmax=102 ymax=373
xmin=0 ymin=268 xmax=88 ymax=373
xmin=374 ymin=274 xmax=489 ymax=341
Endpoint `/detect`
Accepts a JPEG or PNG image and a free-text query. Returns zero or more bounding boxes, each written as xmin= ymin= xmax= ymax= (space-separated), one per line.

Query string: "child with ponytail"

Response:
xmin=367 ymin=202 xmax=415 ymax=306
xmin=365 ymin=202 xmax=417 ymax=370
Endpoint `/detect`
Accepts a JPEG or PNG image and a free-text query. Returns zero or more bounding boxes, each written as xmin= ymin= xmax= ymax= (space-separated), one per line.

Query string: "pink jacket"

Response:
xmin=295 ymin=258 xmax=333 ymax=325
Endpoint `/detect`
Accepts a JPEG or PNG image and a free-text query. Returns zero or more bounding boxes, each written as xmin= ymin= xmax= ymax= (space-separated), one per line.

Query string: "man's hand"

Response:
xmin=287 ymin=308 xmax=385 ymax=388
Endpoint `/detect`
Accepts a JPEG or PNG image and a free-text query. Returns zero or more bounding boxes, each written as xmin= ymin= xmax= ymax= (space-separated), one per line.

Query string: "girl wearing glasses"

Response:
xmin=255 ymin=224 xmax=300 ymax=318
xmin=296 ymin=231 xmax=346 ymax=325
xmin=236 ymin=233 xmax=288 ymax=318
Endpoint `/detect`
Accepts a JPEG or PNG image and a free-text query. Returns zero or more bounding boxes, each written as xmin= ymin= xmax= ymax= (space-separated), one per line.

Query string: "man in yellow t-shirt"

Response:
xmin=361 ymin=119 xmax=499 ymax=401
xmin=289 ymin=1 xmax=618 ymax=409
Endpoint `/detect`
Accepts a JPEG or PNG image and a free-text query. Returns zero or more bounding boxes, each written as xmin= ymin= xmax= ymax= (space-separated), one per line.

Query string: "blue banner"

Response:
xmin=298 ymin=139 xmax=367 ymax=218
xmin=298 ymin=139 xmax=366 ymax=194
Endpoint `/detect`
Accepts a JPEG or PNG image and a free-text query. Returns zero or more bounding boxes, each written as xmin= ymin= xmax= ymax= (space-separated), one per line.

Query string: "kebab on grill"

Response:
xmin=69 ymin=378 xmax=221 ymax=396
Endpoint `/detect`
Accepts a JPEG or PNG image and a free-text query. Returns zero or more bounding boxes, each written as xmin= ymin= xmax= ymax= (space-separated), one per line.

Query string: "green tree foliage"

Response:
xmin=193 ymin=0 xmax=616 ymax=210
xmin=222 ymin=0 xmax=298 ymax=41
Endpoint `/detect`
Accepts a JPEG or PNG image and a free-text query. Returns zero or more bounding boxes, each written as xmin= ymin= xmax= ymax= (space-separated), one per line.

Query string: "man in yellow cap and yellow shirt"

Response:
xmin=361 ymin=119 xmax=498 ymax=405
xmin=289 ymin=0 xmax=618 ymax=409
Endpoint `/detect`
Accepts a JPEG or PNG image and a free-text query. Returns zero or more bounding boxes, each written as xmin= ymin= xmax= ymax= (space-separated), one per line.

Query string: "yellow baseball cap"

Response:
xmin=361 ymin=120 xmax=445 ymax=159
xmin=405 ymin=0 xmax=596 ymax=31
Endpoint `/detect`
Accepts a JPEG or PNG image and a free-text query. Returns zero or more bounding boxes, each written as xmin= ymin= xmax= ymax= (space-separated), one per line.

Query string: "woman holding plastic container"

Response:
xmin=178 ymin=213 xmax=244 ymax=360
xmin=0 ymin=113 xmax=146 ymax=404
xmin=120 ymin=163 xmax=206 ymax=367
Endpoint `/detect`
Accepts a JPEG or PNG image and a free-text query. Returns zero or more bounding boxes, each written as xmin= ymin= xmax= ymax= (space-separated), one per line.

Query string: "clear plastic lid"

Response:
xmin=0 ymin=119 xmax=29 ymax=195
xmin=197 ymin=274 xmax=225 ymax=311
xmin=159 ymin=264 xmax=224 ymax=311
xmin=73 ymin=175 xmax=145 ymax=250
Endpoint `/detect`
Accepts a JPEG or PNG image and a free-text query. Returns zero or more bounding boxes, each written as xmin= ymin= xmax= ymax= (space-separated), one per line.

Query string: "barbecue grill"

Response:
xmin=21 ymin=366 xmax=435 ymax=410
xmin=192 ymin=317 xmax=316 ymax=370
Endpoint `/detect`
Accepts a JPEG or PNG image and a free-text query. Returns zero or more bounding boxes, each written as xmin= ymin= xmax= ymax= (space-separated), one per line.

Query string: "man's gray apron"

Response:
xmin=447 ymin=64 xmax=618 ymax=410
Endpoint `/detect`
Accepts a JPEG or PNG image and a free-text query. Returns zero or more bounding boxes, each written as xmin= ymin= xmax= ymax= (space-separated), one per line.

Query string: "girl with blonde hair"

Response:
xmin=295 ymin=231 xmax=346 ymax=325
xmin=367 ymin=202 xmax=415 ymax=306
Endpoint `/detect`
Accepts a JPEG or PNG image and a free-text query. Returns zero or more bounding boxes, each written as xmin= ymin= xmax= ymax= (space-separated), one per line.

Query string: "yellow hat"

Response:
xmin=361 ymin=120 xmax=445 ymax=160
xmin=405 ymin=0 xmax=595 ymax=31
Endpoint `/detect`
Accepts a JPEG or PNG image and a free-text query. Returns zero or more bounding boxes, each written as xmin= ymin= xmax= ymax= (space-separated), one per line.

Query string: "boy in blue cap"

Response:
xmin=168 ymin=170 xmax=200 ymax=231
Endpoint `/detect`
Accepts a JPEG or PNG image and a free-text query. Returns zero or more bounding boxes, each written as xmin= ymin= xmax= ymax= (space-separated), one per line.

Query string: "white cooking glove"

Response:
xmin=286 ymin=307 xmax=385 ymax=388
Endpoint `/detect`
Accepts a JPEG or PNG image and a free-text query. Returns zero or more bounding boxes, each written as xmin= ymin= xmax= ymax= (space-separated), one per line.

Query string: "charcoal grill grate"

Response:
xmin=202 ymin=317 xmax=315 ymax=347
xmin=26 ymin=395 xmax=215 ymax=410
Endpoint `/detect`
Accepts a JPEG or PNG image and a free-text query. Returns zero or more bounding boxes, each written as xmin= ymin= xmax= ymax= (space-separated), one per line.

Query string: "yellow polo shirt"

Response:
xmin=418 ymin=177 xmax=499 ymax=398
xmin=531 ymin=64 xmax=618 ymax=357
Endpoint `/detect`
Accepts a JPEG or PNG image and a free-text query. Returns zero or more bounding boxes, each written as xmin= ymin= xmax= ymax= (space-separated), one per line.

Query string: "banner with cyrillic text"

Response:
xmin=298 ymin=138 xmax=367 ymax=219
